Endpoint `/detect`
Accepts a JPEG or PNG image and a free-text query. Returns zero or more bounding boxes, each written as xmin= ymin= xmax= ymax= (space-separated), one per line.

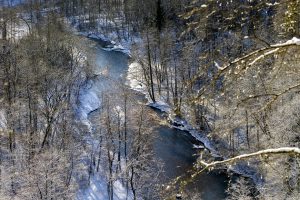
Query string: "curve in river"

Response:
xmin=79 ymin=37 xmax=229 ymax=200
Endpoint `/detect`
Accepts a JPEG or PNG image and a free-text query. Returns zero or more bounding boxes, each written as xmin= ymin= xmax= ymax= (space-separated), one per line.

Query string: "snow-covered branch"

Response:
xmin=219 ymin=37 xmax=300 ymax=72
xmin=271 ymin=37 xmax=300 ymax=47
xmin=197 ymin=147 xmax=300 ymax=175
xmin=191 ymin=37 xmax=300 ymax=97
xmin=174 ymin=147 xmax=300 ymax=194
xmin=248 ymin=48 xmax=279 ymax=66
xmin=189 ymin=37 xmax=300 ymax=99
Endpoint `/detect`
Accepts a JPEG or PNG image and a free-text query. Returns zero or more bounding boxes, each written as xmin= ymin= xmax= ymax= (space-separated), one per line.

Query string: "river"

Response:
xmin=79 ymin=36 xmax=229 ymax=199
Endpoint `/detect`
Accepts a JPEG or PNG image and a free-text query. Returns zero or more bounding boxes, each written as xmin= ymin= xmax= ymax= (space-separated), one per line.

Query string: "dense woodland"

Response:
xmin=0 ymin=0 xmax=300 ymax=199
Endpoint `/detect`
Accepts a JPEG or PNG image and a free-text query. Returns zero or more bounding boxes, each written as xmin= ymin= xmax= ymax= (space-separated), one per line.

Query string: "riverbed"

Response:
xmin=78 ymin=36 xmax=229 ymax=199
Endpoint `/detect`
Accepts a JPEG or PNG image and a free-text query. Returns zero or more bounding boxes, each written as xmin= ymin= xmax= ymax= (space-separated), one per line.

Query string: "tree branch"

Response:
xmin=219 ymin=37 xmax=300 ymax=72
xmin=197 ymin=147 xmax=300 ymax=172
xmin=190 ymin=37 xmax=300 ymax=101
xmin=167 ymin=147 xmax=300 ymax=194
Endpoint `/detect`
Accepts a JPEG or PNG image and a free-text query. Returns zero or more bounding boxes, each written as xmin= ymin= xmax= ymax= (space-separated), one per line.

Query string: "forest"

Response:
xmin=0 ymin=0 xmax=300 ymax=199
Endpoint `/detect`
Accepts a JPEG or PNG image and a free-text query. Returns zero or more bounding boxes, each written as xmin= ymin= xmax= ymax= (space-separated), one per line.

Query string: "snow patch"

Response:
xmin=266 ymin=2 xmax=279 ymax=6
xmin=102 ymin=44 xmax=131 ymax=56
xmin=272 ymin=37 xmax=300 ymax=47
xmin=214 ymin=61 xmax=224 ymax=70
xmin=76 ymin=140 xmax=132 ymax=200
xmin=0 ymin=109 xmax=7 ymax=131
xmin=193 ymin=144 xmax=205 ymax=149
xmin=148 ymin=101 xmax=171 ymax=113
xmin=126 ymin=62 xmax=147 ymax=93
xmin=76 ymin=80 xmax=101 ymax=130
xmin=77 ymin=175 xmax=131 ymax=200
xmin=80 ymin=31 xmax=132 ymax=56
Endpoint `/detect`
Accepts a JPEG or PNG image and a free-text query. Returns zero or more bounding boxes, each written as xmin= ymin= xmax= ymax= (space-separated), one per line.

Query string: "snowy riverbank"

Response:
xmin=72 ymin=18 xmax=265 ymax=193
xmin=80 ymin=32 xmax=132 ymax=56
xmin=126 ymin=61 xmax=264 ymax=187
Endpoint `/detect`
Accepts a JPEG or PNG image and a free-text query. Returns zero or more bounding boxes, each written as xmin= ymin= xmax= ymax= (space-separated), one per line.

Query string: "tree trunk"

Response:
xmin=146 ymin=32 xmax=156 ymax=102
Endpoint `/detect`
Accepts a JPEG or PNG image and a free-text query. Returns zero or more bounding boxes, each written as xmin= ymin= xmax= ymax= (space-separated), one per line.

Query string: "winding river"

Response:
xmin=80 ymin=36 xmax=229 ymax=199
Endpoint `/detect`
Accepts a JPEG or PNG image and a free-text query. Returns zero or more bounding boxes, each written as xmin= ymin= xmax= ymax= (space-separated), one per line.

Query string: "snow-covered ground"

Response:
xmin=79 ymin=32 xmax=132 ymax=56
xmin=0 ymin=109 xmax=7 ymax=132
xmin=67 ymin=15 xmax=143 ymax=57
xmin=77 ymin=169 xmax=131 ymax=200
xmin=74 ymin=30 xmax=132 ymax=200
xmin=75 ymin=101 xmax=132 ymax=200
xmin=76 ymin=79 xmax=101 ymax=130
xmin=126 ymin=62 xmax=147 ymax=93
xmin=75 ymin=76 xmax=129 ymax=200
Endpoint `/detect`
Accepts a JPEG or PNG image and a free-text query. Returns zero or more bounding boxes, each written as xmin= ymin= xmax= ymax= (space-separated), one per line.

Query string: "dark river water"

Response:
xmin=82 ymin=37 xmax=229 ymax=199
